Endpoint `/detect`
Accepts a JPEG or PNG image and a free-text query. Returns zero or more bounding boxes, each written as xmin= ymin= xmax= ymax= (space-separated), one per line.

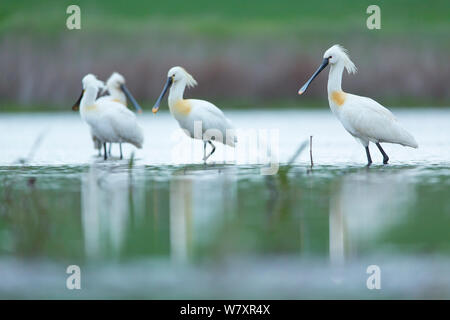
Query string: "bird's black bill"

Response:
xmin=152 ymin=77 xmax=173 ymax=114
xmin=72 ymin=90 xmax=83 ymax=111
xmin=97 ymin=89 xmax=108 ymax=99
xmin=298 ymin=58 xmax=329 ymax=95
xmin=121 ymin=84 xmax=142 ymax=114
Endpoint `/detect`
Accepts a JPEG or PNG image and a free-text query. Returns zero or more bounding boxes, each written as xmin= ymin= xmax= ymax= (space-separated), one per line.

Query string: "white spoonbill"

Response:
xmin=152 ymin=66 xmax=237 ymax=162
xmin=98 ymin=72 xmax=143 ymax=113
xmin=298 ymin=45 xmax=418 ymax=166
xmin=98 ymin=72 xmax=143 ymax=158
xmin=72 ymin=78 xmax=106 ymax=156
xmin=72 ymin=74 xmax=144 ymax=160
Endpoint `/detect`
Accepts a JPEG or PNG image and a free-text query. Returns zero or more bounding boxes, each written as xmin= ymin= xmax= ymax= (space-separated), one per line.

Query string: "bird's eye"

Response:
xmin=329 ymin=56 xmax=333 ymax=59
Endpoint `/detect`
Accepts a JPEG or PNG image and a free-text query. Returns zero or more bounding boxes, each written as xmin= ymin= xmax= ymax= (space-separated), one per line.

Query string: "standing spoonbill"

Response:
xmin=298 ymin=45 xmax=418 ymax=165
xmin=72 ymin=74 xmax=144 ymax=160
xmin=72 ymin=78 xmax=106 ymax=156
xmin=152 ymin=66 xmax=237 ymax=162
xmin=98 ymin=72 xmax=143 ymax=113
xmin=98 ymin=72 xmax=143 ymax=157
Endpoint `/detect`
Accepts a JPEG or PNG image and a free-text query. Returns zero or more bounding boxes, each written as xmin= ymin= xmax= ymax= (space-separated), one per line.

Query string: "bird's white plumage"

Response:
xmin=165 ymin=66 xmax=237 ymax=148
xmin=97 ymin=72 xmax=127 ymax=106
xmin=85 ymin=103 xmax=143 ymax=148
xmin=322 ymin=45 xmax=417 ymax=149
xmin=175 ymin=99 xmax=236 ymax=147
xmin=90 ymin=72 xmax=143 ymax=154
xmin=84 ymin=77 xmax=106 ymax=151
xmin=79 ymin=74 xmax=143 ymax=150
xmin=325 ymin=44 xmax=357 ymax=75
xmin=336 ymin=94 xmax=418 ymax=148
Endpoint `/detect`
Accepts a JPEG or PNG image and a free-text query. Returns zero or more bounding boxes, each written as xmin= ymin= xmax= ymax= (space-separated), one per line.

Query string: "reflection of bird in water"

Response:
xmin=169 ymin=167 xmax=237 ymax=262
xmin=152 ymin=66 xmax=237 ymax=163
xmin=72 ymin=74 xmax=143 ymax=160
xmin=264 ymin=140 xmax=308 ymax=219
xmin=329 ymin=171 xmax=414 ymax=264
xmin=81 ymin=164 xmax=145 ymax=259
xmin=298 ymin=45 xmax=418 ymax=166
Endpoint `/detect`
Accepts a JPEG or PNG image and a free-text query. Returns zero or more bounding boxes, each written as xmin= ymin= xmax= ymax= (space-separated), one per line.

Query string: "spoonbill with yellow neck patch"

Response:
xmin=72 ymin=76 xmax=106 ymax=156
xmin=97 ymin=72 xmax=143 ymax=158
xmin=152 ymin=66 xmax=237 ymax=162
xmin=298 ymin=45 xmax=418 ymax=166
xmin=72 ymin=74 xmax=143 ymax=160
xmin=99 ymin=72 xmax=143 ymax=113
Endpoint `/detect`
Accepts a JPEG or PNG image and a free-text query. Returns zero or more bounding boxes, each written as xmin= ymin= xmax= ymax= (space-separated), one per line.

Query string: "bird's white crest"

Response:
xmin=82 ymin=74 xmax=105 ymax=90
xmin=324 ymin=44 xmax=357 ymax=75
xmin=168 ymin=66 xmax=198 ymax=88
xmin=107 ymin=72 xmax=125 ymax=88
xmin=155 ymin=66 xmax=236 ymax=161
xmin=318 ymin=45 xmax=418 ymax=164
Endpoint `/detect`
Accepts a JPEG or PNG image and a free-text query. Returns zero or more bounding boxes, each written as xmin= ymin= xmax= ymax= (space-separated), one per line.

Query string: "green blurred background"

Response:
xmin=0 ymin=0 xmax=449 ymax=111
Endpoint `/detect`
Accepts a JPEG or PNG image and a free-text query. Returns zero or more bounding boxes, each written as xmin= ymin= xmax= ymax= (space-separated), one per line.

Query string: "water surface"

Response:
xmin=0 ymin=109 xmax=449 ymax=298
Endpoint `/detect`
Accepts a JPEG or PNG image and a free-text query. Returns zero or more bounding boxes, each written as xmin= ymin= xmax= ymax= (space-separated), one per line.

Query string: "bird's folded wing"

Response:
xmin=344 ymin=96 xmax=415 ymax=146
xmin=107 ymin=104 xmax=143 ymax=147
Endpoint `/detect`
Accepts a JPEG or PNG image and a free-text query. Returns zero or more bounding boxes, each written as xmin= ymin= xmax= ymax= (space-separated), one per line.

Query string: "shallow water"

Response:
xmin=0 ymin=109 xmax=450 ymax=299
xmin=1 ymin=109 xmax=450 ymax=166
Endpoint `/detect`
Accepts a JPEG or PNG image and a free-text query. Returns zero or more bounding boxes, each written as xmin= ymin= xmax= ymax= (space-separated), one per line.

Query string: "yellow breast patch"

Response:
xmin=331 ymin=91 xmax=347 ymax=106
xmin=173 ymin=99 xmax=192 ymax=115
xmin=84 ymin=104 xmax=98 ymax=111
xmin=112 ymin=98 xmax=126 ymax=106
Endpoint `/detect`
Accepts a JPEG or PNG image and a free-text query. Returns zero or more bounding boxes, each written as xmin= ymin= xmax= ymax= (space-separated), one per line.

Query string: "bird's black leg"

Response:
xmin=103 ymin=143 xmax=108 ymax=160
xmin=376 ymin=142 xmax=389 ymax=164
xmin=202 ymin=141 xmax=207 ymax=162
xmin=203 ymin=141 xmax=216 ymax=162
xmin=208 ymin=141 xmax=216 ymax=158
xmin=208 ymin=141 xmax=216 ymax=156
xmin=365 ymin=146 xmax=372 ymax=166
xmin=108 ymin=143 xmax=112 ymax=155
xmin=119 ymin=143 xmax=123 ymax=160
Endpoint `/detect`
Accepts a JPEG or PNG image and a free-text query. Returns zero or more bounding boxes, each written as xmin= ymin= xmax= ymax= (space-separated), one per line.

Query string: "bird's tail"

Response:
xmin=127 ymin=127 xmax=144 ymax=149
xmin=402 ymin=136 xmax=418 ymax=149
xmin=396 ymin=125 xmax=418 ymax=148
xmin=132 ymin=141 xmax=143 ymax=149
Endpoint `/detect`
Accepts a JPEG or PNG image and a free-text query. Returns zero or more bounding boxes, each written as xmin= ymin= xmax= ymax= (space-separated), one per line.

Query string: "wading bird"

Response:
xmin=152 ymin=66 xmax=237 ymax=162
xmin=98 ymin=72 xmax=143 ymax=157
xmin=298 ymin=45 xmax=418 ymax=166
xmin=99 ymin=72 xmax=143 ymax=112
xmin=72 ymin=79 xmax=106 ymax=156
xmin=72 ymin=74 xmax=143 ymax=160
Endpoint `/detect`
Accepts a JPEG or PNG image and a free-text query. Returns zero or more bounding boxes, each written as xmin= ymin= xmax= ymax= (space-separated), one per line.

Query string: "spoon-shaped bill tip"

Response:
xmin=72 ymin=90 xmax=83 ymax=111
xmin=151 ymin=77 xmax=173 ymax=115
xmin=297 ymin=57 xmax=329 ymax=96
